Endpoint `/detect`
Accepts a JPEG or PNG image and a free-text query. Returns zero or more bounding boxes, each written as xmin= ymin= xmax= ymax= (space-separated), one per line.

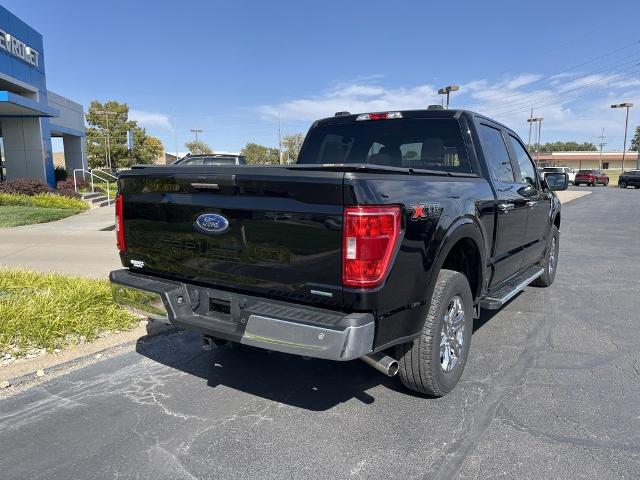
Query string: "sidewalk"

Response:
xmin=0 ymin=206 xmax=120 ymax=279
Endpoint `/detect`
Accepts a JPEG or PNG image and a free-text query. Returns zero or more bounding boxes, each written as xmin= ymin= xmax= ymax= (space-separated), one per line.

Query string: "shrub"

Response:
xmin=55 ymin=178 xmax=85 ymax=198
xmin=0 ymin=177 xmax=51 ymax=196
xmin=0 ymin=192 xmax=89 ymax=210
xmin=54 ymin=166 xmax=68 ymax=183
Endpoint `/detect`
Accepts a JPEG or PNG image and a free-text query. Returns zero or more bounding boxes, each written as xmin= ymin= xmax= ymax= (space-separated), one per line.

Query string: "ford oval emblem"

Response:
xmin=194 ymin=213 xmax=230 ymax=234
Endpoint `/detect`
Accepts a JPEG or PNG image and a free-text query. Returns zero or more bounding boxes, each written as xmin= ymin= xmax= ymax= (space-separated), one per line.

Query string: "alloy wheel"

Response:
xmin=549 ymin=236 xmax=557 ymax=274
xmin=440 ymin=296 xmax=465 ymax=373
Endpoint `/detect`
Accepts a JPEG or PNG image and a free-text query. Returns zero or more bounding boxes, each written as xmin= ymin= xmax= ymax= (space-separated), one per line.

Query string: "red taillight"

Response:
xmin=115 ymin=194 xmax=126 ymax=253
xmin=342 ymin=205 xmax=401 ymax=288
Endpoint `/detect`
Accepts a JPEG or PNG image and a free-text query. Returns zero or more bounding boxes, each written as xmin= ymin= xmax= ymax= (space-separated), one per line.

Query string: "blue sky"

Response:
xmin=6 ymin=0 xmax=640 ymax=153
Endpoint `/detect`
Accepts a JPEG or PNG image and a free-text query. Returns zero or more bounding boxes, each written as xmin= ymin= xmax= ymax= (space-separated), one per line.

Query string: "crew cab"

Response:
xmin=110 ymin=109 xmax=568 ymax=396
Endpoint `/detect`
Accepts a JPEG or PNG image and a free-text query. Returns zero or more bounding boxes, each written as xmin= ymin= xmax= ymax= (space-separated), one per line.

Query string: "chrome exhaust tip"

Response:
xmin=361 ymin=352 xmax=399 ymax=377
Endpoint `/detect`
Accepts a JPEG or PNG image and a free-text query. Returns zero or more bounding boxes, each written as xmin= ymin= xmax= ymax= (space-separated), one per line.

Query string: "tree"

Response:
xmin=630 ymin=125 xmax=640 ymax=151
xmin=134 ymin=134 xmax=164 ymax=164
xmin=282 ymin=133 xmax=305 ymax=163
xmin=86 ymin=100 xmax=164 ymax=169
xmin=240 ymin=142 xmax=280 ymax=164
xmin=185 ymin=140 xmax=212 ymax=155
xmin=535 ymin=141 xmax=597 ymax=153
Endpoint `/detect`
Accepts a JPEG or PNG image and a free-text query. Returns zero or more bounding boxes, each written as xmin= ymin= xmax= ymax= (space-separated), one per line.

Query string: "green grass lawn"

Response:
xmin=0 ymin=268 xmax=139 ymax=355
xmin=0 ymin=206 xmax=82 ymax=228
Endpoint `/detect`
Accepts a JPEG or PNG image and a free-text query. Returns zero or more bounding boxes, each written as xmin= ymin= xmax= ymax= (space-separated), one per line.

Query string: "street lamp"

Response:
xmin=95 ymin=110 xmax=118 ymax=171
xmin=190 ymin=128 xmax=203 ymax=143
xmin=610 ymin=103 xmax=634 ymax=172
xmin=437 ymin=85 xmax=460 ymax=109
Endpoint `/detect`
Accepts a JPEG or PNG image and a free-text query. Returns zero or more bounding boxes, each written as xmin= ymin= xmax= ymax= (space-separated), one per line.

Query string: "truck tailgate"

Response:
xmin=118 ymin=166 xmax=345 ymax=308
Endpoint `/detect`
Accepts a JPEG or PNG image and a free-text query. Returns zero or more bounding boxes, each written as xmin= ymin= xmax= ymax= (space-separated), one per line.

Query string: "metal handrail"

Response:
xmin=73 ymin=168 xmax=117 ymax=204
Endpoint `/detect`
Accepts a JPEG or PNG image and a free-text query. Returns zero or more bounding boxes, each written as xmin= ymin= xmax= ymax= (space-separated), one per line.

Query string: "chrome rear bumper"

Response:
xmin=109 ymin=269 xmax=374 ymax=361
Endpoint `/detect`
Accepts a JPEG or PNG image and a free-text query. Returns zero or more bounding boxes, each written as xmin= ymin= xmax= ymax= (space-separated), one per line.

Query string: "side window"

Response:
xmin=478 ymin=124 xmax=515 ymax=183
xmin=508 ymin=135 xmax=537 ymax=187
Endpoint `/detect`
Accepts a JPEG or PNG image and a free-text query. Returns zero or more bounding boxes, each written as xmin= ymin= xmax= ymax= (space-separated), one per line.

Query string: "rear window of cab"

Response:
xmin=298 ymin=118 xmax=472 ymax=174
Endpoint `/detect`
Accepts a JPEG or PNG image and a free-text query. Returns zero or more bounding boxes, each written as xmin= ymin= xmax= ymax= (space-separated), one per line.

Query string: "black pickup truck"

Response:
xmin=110 ymin=109 xmax=568 ymax=396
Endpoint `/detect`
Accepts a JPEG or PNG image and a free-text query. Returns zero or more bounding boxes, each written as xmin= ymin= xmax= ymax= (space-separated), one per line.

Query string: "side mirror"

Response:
xmin=544 ymin=172 xmax=568 ymax=191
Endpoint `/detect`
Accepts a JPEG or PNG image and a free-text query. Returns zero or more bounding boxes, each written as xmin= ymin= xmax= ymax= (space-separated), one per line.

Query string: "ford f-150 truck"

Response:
xmin=110 ymin=108 xmax=568 ymax=396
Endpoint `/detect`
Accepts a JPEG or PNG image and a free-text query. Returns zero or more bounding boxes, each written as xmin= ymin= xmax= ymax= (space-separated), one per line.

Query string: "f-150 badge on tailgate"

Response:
xmin=194 ymin=213 xmax=230 ymax=234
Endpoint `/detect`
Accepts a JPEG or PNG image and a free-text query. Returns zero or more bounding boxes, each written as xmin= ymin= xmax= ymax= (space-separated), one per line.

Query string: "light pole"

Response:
xmin=536 ymin=117 xmax=544 ymax=165
xmin=95 ymin=110 xmax=118 ymax=171
xmin=190 ymin=128 xmax=203 ymax=144
xmin=437 ymin=85 xmax=460 ymax=109
xmin=278 ymin=113 xmax=283 ymax=165
xmin=610 ymin=103 xmax=634 ymax=172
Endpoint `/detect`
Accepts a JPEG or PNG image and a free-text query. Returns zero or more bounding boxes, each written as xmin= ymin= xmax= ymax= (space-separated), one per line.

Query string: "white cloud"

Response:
xmin=129 ymin=109 xmax=172 ymax=130
xmin=258 ymin=83 xmax=441 ymax=121
xmin=258 ymin=70 xmax=640 ymax=143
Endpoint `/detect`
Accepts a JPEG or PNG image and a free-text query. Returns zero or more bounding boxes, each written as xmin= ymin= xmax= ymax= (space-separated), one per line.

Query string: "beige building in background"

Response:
xmin=535 ymin=151 xmax=640 ymax=170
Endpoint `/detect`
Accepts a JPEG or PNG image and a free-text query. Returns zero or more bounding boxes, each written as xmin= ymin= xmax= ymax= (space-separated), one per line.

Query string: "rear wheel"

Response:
xmin=396 ymin=269 xmax=473 ymax=396
xmin=532 ymin=225 xmax=559 ymax=287
xmin=604 ymin=179 xmax=609 ymax=186
xmin=620 ymin=181 xmax=627 ymax=188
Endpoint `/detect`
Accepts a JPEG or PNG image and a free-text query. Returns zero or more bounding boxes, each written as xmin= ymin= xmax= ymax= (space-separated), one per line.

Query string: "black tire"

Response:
xmin=396 ymin=270 xmax=473 ymax=396
xmin=532 ymin=224 xmax=559 ymax=287
xmin=620 ymin=181 xmax=627 ymax=188
xmin=574 ymin=182 xmax=580 ymax=186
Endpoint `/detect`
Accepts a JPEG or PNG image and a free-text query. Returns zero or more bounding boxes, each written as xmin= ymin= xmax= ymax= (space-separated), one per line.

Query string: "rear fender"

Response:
xmin=422 ymin=217 xmax=487 ymax=317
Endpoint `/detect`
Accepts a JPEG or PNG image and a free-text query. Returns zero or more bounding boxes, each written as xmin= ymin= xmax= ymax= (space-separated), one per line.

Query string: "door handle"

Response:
xmin=498 ymin=203 xmax=514 ymax=212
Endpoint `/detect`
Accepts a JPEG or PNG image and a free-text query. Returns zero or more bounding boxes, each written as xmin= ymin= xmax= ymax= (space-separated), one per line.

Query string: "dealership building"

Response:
xmin=0 ymin=6 xmax=86 ymax=187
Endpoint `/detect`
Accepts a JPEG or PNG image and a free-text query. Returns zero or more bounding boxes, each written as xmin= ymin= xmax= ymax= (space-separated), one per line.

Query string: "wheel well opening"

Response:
xmin=441 ymin=238 xmax=482 ymax=300
xmin=554 ymin=213 xmax=561 ymax=229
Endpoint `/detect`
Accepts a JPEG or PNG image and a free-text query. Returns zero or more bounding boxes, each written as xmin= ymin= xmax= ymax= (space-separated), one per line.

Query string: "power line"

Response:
xmin=491 ymin=63 xmax=640 ymax=117
xmin=474 ymin=53 xmax=640 ymax=109
xmin=476 ymin=39 xmax=640 ymax=103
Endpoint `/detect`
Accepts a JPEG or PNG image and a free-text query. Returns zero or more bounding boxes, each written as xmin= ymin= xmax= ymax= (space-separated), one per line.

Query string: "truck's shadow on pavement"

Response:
xmin=135 ymin=328 xmax=397 ymax=411
xmin=136 ymin=307 xmax=501 ymax=411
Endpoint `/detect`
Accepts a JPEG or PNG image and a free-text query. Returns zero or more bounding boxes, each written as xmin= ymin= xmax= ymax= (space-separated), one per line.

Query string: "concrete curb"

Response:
xmin=1 ymin=325 xmax=180 ymax=391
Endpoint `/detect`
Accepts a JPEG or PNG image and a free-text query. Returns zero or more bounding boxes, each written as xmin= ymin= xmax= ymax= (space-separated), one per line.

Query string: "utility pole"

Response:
xmin=597 ymin=128 xmax=606 ymax=170
xmin=278 ymin=113 xmax=283 ymax=165
xmin=527 ymin=108 xmax=535 ymax=151
xmin=528 ymin=117 xmax=544 ymax=165
xmin=611 ymin=103 xmax=634 ymax=173
xmin=190 ymin=128 xmax=203 ymax=144
xmin=95 ymin=109 xmax=118 ymax=171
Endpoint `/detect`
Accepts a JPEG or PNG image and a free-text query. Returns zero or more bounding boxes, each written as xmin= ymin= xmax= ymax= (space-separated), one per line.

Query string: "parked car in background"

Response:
xmin=173 ymin=154 xmax=247 ymax=166
xmin=541 ymin=166 xmax=575 ymax=185
xmin=618 ymin=170 xmax=640 ymax=189
xmin=574 ymin=169 xmax=609 ymax=186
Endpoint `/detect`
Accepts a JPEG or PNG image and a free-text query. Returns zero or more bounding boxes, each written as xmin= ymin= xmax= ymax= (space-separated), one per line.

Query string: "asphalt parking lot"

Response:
xmin=1 ymin=186 xmax=639 ymax=480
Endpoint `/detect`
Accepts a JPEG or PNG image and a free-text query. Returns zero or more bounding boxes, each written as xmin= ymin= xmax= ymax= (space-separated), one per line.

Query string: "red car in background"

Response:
xmin=574 ymin=169 xmax=609 ymax=186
